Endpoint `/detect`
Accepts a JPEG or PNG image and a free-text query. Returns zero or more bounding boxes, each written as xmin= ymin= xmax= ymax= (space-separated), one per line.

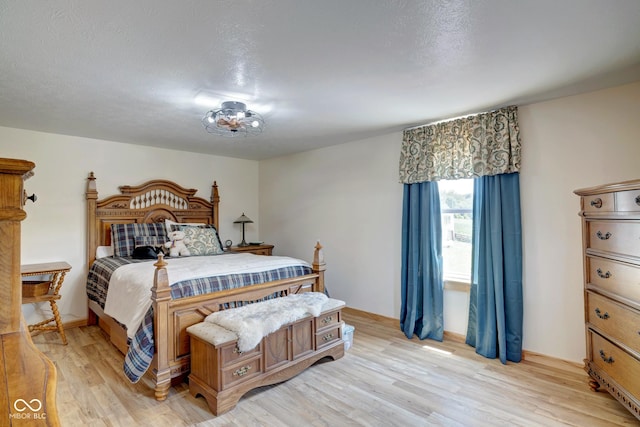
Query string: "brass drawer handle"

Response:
xmin=594 ymin=308 xmax=610 ymax=320
xmin=596 ymin=231 xmax=611 ymax=240
xmin=590 ymin=198 xmax=602 ymax=208
xmin=233 ymin=365 xmax=251 ymax=377
xmin=323 ymin=333 xmax=334 ymax=341
xmin=596 ymin=268 xmax=611 ymax=279
xmin=599 ymin=350 xmax=614 ymax=364
xmin=322 ymin=316 xmax=333 ymax=324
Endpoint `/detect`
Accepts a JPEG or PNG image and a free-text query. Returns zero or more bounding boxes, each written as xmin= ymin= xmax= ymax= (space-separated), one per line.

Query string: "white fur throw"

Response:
xmin=204 ymin=292 xmax=329 ymax=352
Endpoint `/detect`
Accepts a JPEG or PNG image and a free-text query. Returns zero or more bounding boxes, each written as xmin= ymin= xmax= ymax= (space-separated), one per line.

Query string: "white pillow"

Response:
xmin=96 ymin=245 xmax=114 ymax=259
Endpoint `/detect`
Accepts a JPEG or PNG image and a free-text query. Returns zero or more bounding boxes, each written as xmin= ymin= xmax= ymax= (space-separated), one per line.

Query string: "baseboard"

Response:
xmin=64 ymin=318 xmax=88 ymax=329
xmin=342 ymin=306 xmax=584 ymax=371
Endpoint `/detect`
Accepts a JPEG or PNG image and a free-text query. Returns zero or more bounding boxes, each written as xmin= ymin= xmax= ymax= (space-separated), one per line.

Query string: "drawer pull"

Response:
xmin=596 ymin=231 xmax=611 ymax=240
xmin=323 ymin=333 xmax=334 ymax=341
xmin=594 ymin=308 xmax=610 ymax=320
xmin=233 ymin=366 xmax=252 ymax=377
xmin=599 ymin=350 xmax=614 ymax=364
xmin=636 ymin=195 xmax=640 ymax=206
xmin=596 ymin=268 xmax=611 ymax=279
xmin=322 ymin=316 xmax=333 ymax=324
xmin=590 ymin=198 xmax=602 ymax=208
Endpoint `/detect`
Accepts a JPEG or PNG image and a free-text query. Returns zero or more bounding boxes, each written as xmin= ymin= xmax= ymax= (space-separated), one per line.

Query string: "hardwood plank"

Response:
xmin=28 ymin=311 xmax=638 ymax=426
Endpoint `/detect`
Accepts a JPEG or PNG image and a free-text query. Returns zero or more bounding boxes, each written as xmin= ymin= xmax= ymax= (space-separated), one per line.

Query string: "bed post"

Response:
xmin=151 ymin=254 xmax=172 ymax=401
xmin=312 ymin=242 xmax=326 ymax=294
xmin=86 ymin=172 xmax=98 ymax=268
xmin=86 ymin=172 xmax=98 ymax=326
xmin=211 ymin=180 xmax=219 ymax=230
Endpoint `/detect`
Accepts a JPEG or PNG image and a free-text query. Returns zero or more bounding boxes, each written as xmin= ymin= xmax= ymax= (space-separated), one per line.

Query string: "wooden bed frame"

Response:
xmin=85 ymin=172 xmax=326 ymax=401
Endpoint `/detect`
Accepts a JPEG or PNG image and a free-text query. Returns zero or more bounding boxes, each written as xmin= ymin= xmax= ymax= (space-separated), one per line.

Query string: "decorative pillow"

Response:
xmin=111 ymin=223 xmax=167 ymax=257
xmin=168 ymin=222 xmax=225 ymax=253
xmin=164 ymin=219 xmax=211 ymax=235
xmin=179 ymin=225 xmax=224 ymax=256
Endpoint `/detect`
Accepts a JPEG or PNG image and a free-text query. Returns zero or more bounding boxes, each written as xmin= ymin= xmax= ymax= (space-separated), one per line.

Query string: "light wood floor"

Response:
xmin=31 ymin=311 xmax=639 ymax=426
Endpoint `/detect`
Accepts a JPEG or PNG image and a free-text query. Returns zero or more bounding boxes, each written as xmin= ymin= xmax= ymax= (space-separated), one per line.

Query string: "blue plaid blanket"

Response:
xmin=86 ymin=256 xmax=312 ymax=382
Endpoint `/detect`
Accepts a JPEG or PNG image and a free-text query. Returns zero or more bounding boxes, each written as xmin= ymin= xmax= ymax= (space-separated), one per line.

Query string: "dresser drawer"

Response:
xmin=616 ymin=190 xmax=640 ymax=213
xmin=220 ymin=356 xmax=263 ymax=389
xmin=587 ymin=220 xmax=640 ymax=258
xmin=587 ymin=292 xmax=640 ymax=354
xmin=587 ymin=256 xmax=640 ymax=303
xmin=590 ymin=331 xmax=640 ymax=398
xmin=583 ymin=193 xmax=615 ymax=213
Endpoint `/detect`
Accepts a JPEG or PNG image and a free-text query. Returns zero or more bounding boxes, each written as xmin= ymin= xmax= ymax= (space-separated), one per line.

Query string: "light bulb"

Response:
xmin=251 ymin=120 xmax=260 ymax=128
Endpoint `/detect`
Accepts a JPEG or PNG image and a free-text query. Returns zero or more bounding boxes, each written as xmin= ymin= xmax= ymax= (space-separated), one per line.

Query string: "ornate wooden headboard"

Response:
xmin=85 ymin=172 xmax=219 ymax=266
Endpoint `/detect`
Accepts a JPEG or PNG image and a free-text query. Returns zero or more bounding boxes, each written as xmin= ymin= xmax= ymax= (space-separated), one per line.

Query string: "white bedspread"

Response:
xmin=103 ymin=253 xmax=311 ymax=339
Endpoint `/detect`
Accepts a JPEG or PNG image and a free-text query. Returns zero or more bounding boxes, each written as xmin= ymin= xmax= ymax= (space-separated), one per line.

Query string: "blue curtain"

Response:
xmin=400 ymin=181 xmax=444 ymax=341
xmin=466 ymin=173 xmax=523 ymax=363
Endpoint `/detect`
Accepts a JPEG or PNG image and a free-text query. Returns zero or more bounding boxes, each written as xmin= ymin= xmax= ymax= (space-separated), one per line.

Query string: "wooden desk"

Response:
xmin=21 ymin=262 xmax=72 ymax=345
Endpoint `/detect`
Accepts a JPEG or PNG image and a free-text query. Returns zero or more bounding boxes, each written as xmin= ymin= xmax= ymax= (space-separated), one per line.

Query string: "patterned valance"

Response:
xmin=399 ymin=106 xmax=521 ymax=184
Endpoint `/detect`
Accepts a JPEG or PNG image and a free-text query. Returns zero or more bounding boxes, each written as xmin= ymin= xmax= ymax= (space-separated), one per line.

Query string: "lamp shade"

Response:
xmin=233 ymin=213 xmax=253 ymax=224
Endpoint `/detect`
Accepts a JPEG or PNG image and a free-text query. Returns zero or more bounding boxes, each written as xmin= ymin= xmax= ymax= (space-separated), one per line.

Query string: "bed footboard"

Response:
xmin=150 ymin=244 xmax=326 ymax=400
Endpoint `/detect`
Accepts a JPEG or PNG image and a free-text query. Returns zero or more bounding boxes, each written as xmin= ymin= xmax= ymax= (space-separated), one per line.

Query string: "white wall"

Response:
xmin=518 ymin=81 xmax=640 ymax=361
xmin=260 ymin=81 xmax=640 ymax=363
xmin=0 ymin=127 xmax=259 ymax=326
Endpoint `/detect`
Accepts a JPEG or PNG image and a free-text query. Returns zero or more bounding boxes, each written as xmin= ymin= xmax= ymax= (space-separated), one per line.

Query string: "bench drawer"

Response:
xmin=221 ymin=356 xmax=263 ymax=389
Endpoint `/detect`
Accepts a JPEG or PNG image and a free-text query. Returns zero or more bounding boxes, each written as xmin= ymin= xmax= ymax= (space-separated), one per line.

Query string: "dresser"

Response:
xmin=574 ymin=179 xmax=640 ymax=421
xmin=0 ymin=158 xmax=60 ymax=425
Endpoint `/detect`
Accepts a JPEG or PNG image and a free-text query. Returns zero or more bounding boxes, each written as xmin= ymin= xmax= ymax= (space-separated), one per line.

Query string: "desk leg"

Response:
xmin=49 ymin=300 xmax=67 ymax=345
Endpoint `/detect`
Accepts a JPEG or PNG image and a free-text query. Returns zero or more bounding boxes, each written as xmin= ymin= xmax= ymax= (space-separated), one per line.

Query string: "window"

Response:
xmin=439 ymin=179 xmax=473 ymax=283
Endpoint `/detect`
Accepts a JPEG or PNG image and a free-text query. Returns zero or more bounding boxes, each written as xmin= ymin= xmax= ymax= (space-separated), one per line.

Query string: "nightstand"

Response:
xmin=230 ymin=244 xmax=274 ymax=256
xmin=21 ymin=261 xmax=72 ymax=345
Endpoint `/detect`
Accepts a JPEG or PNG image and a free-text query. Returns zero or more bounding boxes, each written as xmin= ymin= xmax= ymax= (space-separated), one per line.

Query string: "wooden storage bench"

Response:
xmin=187 ymin=298 xmax=345 ymax=415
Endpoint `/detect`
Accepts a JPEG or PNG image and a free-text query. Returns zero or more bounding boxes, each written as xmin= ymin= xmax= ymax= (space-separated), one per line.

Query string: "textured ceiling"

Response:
xmin=1 ymin=1 xmax=639 ymax=160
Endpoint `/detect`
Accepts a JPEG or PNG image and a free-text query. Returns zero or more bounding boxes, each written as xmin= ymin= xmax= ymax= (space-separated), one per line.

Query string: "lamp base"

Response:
xmin=238 ymin=240 xmax=250 ymax=247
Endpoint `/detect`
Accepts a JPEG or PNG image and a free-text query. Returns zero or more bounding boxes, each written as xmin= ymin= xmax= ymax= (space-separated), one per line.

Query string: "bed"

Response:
xmin=85 ymin=173 xmax=326 ymax=400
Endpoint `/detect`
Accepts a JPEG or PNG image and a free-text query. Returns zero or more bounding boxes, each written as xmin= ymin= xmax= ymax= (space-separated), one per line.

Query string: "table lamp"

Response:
xmin=233 ymin=213 xmax=253 ymax=247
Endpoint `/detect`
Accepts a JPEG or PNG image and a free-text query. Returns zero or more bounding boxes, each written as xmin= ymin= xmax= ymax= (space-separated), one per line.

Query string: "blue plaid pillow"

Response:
xmin=111 ymin=223 xmax=168 ymax=257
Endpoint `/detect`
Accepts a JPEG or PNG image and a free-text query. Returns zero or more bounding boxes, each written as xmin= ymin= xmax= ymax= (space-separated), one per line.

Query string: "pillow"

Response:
xmin=111 ymin=223 xmax=167 ymax=257
xmin=180 ymin=225 xmax=224 ymax=256
xmin=164 ymin=219 xmax=211 ymax=235
xmin=134 ymin=235 xmax=166 ymax=249
xmin=168 ymin=221 xmax=225 ymax=252
xmin=96 ymin=245 xmax=114 ymax=259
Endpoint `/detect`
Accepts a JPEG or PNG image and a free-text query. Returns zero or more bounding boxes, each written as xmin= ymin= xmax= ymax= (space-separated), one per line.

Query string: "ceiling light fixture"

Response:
xmin=202 ymin=101 xmax=265 ymax=137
